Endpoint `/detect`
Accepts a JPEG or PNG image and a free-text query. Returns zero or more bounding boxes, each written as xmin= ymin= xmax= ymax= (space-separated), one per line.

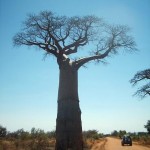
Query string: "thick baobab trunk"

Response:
xmin=55 ymin=61 xmax=83 ymax=150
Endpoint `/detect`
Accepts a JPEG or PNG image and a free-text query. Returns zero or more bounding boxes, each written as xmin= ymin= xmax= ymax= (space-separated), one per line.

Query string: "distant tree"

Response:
xmin=83 ymin=130 xmax=100 ymax=139
xmin=144 ymin=120 xmax=150 ymax=134
xmin=31 ymin=127 xmax=37 ymax=139
xmin=111 ymin=130 xmax=118 ymax=136
xmin=118 ymin=130 xmax=126 ymax=138
xmin=10 ymin=129 xmax=30 ymax=140
xmin=0 ymin=125 xmax=7 ymax=138
xmin=130 ymin=69 xmax=150 ymax=98
xmin=47 ymin=130 xmax=56 ymax=139
xmin=13 ymin=11 xmax=136 ymax=150
xmin=31 ymin=127 xmax=46 ymax=139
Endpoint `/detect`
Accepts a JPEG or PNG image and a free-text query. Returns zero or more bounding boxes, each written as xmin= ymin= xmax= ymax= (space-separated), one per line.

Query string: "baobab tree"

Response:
xmin=13 ymin=11 xmax=136 ymax=150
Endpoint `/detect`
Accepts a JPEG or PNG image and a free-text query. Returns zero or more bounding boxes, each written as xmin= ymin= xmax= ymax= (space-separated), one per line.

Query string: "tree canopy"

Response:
xmin=0 ymin=125 xmax=7 ymax=138
xmin=144 ymin=120 xmax=150 ymax=134
xmin=13 ymin=11 xmax=136 ymax=69
xmin=130 ymin=69 xmax=150 ymax=98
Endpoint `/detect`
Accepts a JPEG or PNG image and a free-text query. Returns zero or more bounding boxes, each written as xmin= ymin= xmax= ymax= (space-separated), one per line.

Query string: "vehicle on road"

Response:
xmin=121 ymin=135 xmax=132 ymax=146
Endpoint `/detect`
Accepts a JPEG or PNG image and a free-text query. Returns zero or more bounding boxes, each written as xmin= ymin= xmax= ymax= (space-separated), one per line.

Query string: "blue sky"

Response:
xmin=0 ymin=0 xmax=150 ymax=134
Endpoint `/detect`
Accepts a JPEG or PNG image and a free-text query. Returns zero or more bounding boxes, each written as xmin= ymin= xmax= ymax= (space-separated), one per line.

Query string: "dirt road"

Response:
xmin=104 ymin=137 xmax=150 ymax=150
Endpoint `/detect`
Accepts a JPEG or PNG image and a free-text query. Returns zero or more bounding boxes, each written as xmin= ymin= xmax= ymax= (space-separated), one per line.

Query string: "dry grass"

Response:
xmin=83 ymin=138 xmax=106 ymax=150
xmin=132 ymin=135 xmax=150 ymax=147
xmin=0 ymin=139 xmax=56 ymax=150
xmin=0 ymin=138 xmax=107 ymax=150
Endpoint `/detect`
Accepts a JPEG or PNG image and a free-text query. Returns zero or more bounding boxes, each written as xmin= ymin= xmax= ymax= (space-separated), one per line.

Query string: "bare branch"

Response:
xmin=130 ymin=69 xmax=150 ymax=85
xmin=133 ymin=83 xmax=150 ymax=99
xmin=13 ymin=11 xmax=137 ymax=67
xmin=74 ymin=24 xmax=136 ymax=69
xmin=130 ymin=69 xmax=150 ymax=99
xmin=62 ymin=16 xmax=103 ymax=55
xmin=75 ymin=46 xmax=112 ymax=69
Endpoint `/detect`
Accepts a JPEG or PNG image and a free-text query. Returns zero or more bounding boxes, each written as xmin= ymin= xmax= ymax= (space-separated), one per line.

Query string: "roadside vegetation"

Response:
xmin=0 ymin=125 xmax=56 ymax=150
xmin=110 ymin=129 xmax=150 ymax=146
xmin=0 ymin=125 xmax=104 ymax=150
xmin=1 ymin=120 xmax=149 ymax=149
xmin=83 ymin=130 xmax=104 ymax=149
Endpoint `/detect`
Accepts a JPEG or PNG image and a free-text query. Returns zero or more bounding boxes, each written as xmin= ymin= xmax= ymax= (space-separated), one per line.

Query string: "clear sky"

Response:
xmin=0 ymin=0 xmax=150 ymax=134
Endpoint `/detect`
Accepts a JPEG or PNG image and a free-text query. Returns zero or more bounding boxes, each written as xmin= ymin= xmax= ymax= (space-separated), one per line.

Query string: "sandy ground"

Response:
xmin=91 ymin=137 xmax=150 ymax=150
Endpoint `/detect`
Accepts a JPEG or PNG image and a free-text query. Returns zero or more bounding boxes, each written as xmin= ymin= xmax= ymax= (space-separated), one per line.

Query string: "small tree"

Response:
xmin=13 ymin=11 xmax=136 ymax=150
xmin=83 ymin=130 xmax=99 ymax=139
xmin=130 ymin=69 xmax=150 ymax=98
xmin=47 ymin=130 xmax=56 ymax=139
xmin=31 ymin=127 xmax=46 ymax=139
xmin=144 ymin=120 xmax=150 ymax=134
xmin=111 ymin=130 xmax=118 ymax=137
xmin=118 ymin=130 xmax=126 ymax=138
xmin=0 ymin=125 xmax=7 ymax=138
xmin=11 ymin=128 xmax=30 ymax=140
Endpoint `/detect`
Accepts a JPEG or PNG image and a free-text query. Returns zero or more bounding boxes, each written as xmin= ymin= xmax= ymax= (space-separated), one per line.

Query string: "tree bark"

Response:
xmin=55 ymin=60 xmax=83 ymax=150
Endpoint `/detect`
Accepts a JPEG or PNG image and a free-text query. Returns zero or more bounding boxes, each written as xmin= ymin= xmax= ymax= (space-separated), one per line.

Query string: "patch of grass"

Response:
xmin=130 ymin=134 xmax=150 ymax=147
xmin=0 ymin=139 xmax=55 ymax=150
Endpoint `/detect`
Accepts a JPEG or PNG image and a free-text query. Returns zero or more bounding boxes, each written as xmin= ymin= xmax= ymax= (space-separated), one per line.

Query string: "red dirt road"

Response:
xmin=104 ymin=137 xmax=150 ymax=150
